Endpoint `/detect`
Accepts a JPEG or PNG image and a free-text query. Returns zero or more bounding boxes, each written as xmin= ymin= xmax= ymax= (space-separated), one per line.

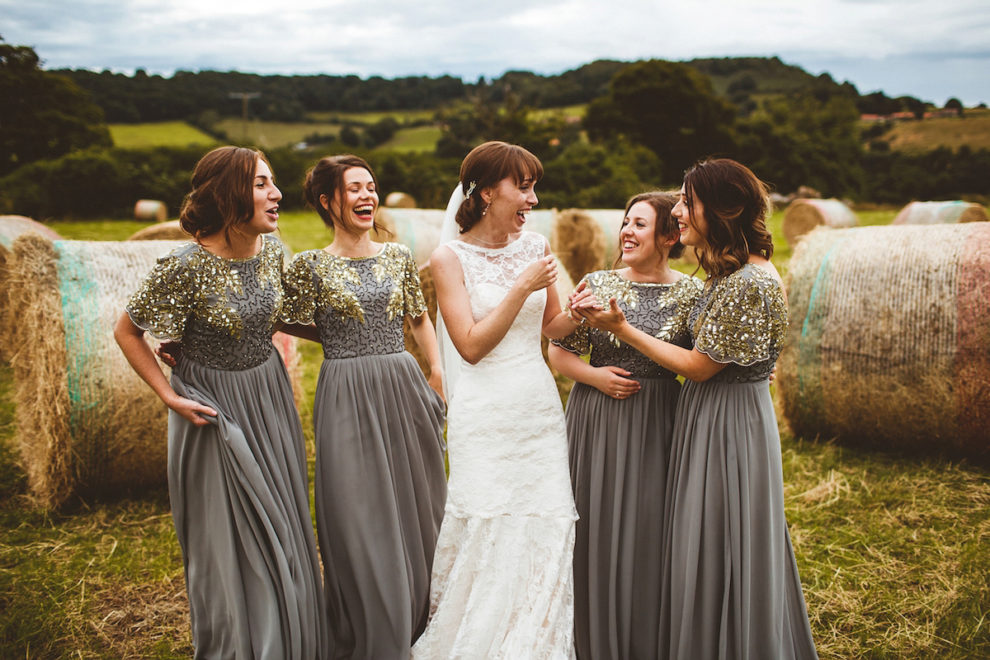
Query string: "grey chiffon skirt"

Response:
xmin=313 ymin=351 xmax=447 ymax=660
xmin=169 ymin=349 xmax=327 ymax=660
xmin=566 ymin=377 xmax=680 ymax=660
xmin=660 ymin=378 xmax=817 ymax=659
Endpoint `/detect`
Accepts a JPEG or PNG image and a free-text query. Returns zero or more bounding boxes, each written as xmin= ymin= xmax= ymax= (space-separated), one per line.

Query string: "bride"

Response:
xmin=411 ymin=141 xmax=579 ymax=658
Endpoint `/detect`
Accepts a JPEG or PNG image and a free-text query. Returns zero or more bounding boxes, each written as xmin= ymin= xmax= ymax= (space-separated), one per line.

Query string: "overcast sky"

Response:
xmin=3 ymin=0 xmax=988 ymax=106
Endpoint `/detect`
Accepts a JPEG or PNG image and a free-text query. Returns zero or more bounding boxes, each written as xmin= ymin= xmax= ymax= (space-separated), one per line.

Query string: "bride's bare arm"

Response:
xmin=432 ymin=245 xmax=556 ymax=365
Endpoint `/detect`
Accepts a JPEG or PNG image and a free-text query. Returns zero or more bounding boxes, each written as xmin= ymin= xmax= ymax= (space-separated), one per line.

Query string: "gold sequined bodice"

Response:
xmin=125 ymin=235 xmax=285 ymax=370
xmin=282 ymin=243 xmax=427 ymax=359
xmin=553 ymin=270 xmax=703 ymax=378
xmin=690 ymin=263 xmax=788 ymax=383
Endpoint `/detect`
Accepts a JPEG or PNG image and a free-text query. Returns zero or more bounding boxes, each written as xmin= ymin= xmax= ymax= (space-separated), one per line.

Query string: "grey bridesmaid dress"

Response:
xmin=283 ymin=242 xmax=447 ymax=660
xmin=660 ymin=263 xmax=817 ymax=659
xmin=552 ymin=270 xmax=702 ymax=660
xmin=126 ymin=235 xmax=328 ymax=659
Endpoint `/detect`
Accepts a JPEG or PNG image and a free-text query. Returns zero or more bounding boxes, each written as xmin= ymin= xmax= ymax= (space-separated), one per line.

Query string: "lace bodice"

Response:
xmin=443 ymin=231 xmax=549 ymax=366
xmin=553 ymin=270 xmax=703 ymax=378
xmin=126 ymin=235 xmax=284 ymax=370
xmin=281 ymin=243 xmax=426 ymax=359
xmin=690 ymin=263 xmax=788 ymax=383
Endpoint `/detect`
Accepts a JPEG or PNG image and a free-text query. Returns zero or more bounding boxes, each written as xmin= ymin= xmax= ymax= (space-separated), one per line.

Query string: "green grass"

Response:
xmin=109 ymin=122 xmax=216 ymax=149
xmin=1 ymin=207 xmax=988 ymax=658
xmin=379 ymin=125 xmax=444 ymax=153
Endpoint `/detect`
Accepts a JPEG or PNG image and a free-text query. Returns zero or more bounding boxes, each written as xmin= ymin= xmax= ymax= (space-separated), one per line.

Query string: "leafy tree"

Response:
xmin=0 ymin=39 xmax=111 ymax=177
xmin=944 ymin=97 xmax=964 ymax=116
xmin=583 ymin=60 xmax=737 ymax=179
xmin=539 ymin=140 xmax=663 ymax=209
xmin=736 ymin=90 xmax=864 ymax=197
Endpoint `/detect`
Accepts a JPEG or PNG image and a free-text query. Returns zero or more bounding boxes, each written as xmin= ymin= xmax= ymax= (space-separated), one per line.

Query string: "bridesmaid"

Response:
xmin=549 ymin=191 xmax=702 ymax=660
xmin=114 ymin=146 xmax=327 ymax=659
xmin=579 ymin=158 xmax=817 ymax=659
xmin=282 ymin=154 xmax=447 ymax=660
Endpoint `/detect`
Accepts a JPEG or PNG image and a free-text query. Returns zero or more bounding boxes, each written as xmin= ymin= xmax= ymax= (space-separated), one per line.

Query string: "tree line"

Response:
xmin=2 ymin=36 xmax=987 ymax=220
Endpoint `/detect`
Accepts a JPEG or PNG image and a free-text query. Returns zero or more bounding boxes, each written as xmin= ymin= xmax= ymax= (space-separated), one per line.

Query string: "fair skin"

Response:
xmin=321 ymin=166 xmax=445 ymax=399
xmin=549 ymin=200 xmax=683 ymax=399
xmin=576 ymin=185 xmax=783 ymax=383
xmin=113 ymin=157 xmax=282 ymax=425
xmin=431 ymin=174 xmax=576 ymax=365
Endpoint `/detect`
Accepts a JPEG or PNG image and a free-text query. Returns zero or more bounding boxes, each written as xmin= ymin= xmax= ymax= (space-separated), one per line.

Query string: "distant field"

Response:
xmin=869 ymin=108 xmax=990 ymax=153
xmin=109 ymin=122 xmax=216 ymax=148
xmin=214 ymin=118 xmax=342 ymax=149
xmin=380 ymin=125 xmax=443 ymax=152
xmin=308 ymin=109 xmax=437 ymax=123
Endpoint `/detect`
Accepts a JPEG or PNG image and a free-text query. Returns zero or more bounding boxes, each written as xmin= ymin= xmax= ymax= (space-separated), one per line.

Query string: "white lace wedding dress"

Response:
xmin=412 ymin=231 xmax=577 ymax=659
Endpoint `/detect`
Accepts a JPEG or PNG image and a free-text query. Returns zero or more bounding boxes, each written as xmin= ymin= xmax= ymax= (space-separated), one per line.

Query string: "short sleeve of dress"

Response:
xmin=400 ymin=245 xmax=428 ymax=318
xmin=282 ymin=252 xmax=319 ymax=325
xmin=694 ymin=270 xmax=783 ymax=366
xmin=125 ymin=251 xmax=192 ymax=341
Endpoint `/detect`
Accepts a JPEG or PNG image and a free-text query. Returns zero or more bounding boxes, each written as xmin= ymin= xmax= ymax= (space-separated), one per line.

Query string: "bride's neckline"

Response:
xmin=456 ymin=231 xmax=524 ymax=251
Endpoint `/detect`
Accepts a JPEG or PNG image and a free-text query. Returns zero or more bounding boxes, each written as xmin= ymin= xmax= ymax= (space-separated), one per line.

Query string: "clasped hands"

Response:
xmin=566 ymin=281 xmax=627 ymax=334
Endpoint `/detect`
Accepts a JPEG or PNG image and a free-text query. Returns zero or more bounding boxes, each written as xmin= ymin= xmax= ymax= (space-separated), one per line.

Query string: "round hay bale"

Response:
xmin=551 ymin=208 xmax=607 ymax=283
xmin=385 ymin=191 xmax=417 ymax=208
xmin=1 ymin=216 xmax=62 ymax=362
xmin=5 ymin=236 xmax=302 ymax=508
xmin=378 ymin=208 xmax=443 ymax=266
xmin=127 ymin=220 xmax=191 ymax=241
xmin=580 ymin=210 xmax=625 ymax=265
xmin=133 ymin=199 xmax=168 ymax=223
xmin=778 ymin=223 xmax=990 ymax=463
xmin=782 ymin=198 xmax=857 ymax=247
xmin=892 ymin=200 xmax=988 ymax=225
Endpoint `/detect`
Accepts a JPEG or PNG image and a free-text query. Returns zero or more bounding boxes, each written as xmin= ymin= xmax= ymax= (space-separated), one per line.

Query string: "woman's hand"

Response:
xmin=164 ymin=393 xmax=217 ymax=427
xmin=514 ymin=255 xmax=557 ymax=294
xmin=155 ymin=341 xmax=182 ymax=367
xmin=567 ymin=281 xmax=602 ymax=318
xmin=592 ymin=365 xmax=641 ymax=400
xmin=427 ymin=366 xmax=445 ymax=403
xmin=580 ymin=297 xmax=628 ymax=335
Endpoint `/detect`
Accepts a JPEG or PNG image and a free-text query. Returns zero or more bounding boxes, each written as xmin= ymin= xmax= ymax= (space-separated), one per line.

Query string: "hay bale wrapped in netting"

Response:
xmin=1 ymin=216 xmax=62 ymax=362
xmin=892 ymin=200 xmax=988 ymax=225
xmin=6 ymin=236 xmax=303 ymax=508
xmin=127 ymin=220 xmax=191 ymax=241
xmin=579 ymin=210 xmax=625 ymax=265
xmin=133 ymin=199 xmax=167 ymax=223
xmin=782 ymin=198 xmax=857 ymax=247
xmin=377 ymin=208 xmax=442 ymax=266
xmin=385 ymin=191 xmax=416 ymax=208
xmin=778 ymin=224 xmax=990 ymax=462
xmin=551 ymin=208 xmax=608 ymax=283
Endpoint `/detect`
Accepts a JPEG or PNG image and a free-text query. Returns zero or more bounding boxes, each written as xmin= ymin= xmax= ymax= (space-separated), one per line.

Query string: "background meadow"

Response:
xmin=1 ymin=206 xmax=987 ymax=658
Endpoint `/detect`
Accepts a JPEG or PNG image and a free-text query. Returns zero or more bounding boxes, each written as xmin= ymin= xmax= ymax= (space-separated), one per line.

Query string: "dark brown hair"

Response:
xmin=455 ymin=141 xmax=544 ymax=233
xmin=179 ymin=146 xmax=270 ymax=242
xmin=302 ymin=154 xmax=389 ymax=237
xmin=612 ymin=190 xmax=683 ymax=268
xmin=682 ymin=158 xmax=773 ymax=278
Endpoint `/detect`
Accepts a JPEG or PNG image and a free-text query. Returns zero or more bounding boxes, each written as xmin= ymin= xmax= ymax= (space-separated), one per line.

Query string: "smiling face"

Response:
xmin=484 ymin=174 xmax=538 ymax=233
xmin=673 ymin=184 xmax=708 ymax=248
xmin=620 ymin=200 xmax=662 ymax=268
xmin=325 ymin=166 xmax=378 ymax=234
xmin=247 ymin=157 xmax=282 ymax=235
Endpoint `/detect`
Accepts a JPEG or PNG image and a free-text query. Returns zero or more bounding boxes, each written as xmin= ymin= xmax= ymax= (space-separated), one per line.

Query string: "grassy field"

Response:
xmin=2 ymin=208 xmax=988 ymax=657
xmin=870 ymin=108 xmax=990 ymax=153
xmin=108 ymin=122 xmax=216 ymax=149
